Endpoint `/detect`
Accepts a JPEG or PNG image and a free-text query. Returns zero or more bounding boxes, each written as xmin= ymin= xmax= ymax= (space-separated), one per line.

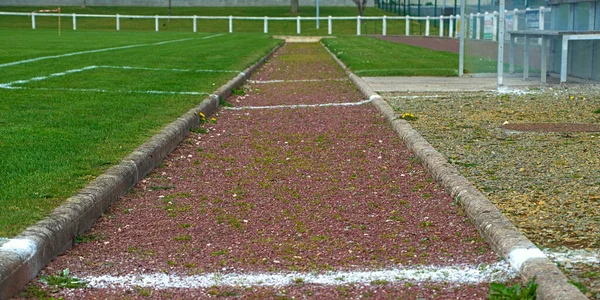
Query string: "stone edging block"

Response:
xmin=0 ymin=40 xmax=284 ymax=300
xmin=322 ymin=41 xmax=586 ymax=300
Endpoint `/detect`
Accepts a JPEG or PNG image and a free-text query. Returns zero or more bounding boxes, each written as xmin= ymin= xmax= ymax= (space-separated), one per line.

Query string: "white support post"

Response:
xmin=492 ymin=11 xmax=498 ymax=41
xmin=229 ymin=15 xmax=233 ymax=33
xmin=523 ymin=36 xmax=529 ymax=79
xmin=297 ymin=16 xmax=301 ymax=34
xmin=513 ymin=9 xmax=518 ymax=31
xmin=498 ymin=0 xmax=505 ymax=86
xmin=425 ymin=16 xmax=430 ymax=36
xmin=357 ymin=15 xmax=361 ymax=35
xmin=449 ymin=16 xmax=454 ymax=38
xmin=476 ymin=13 xmax=481 ymax=39
xmin=32 ymin=12 xmax=36 ymax=29
xmin=383 ymin=15 xmax=387 ymax=36
xmin=561 ymin=36 xmax=568 ymax=82
xmin=264 ymin=16 xmax=268 ymax=33
xmin=405 ymin=15 xmax=410 ymax=36
xmin=470 ymin=13 xmax=474 ymax=38
xmin=193 ymin=15 xmax=197 ymax=32
xmin=72 ymin=13 xmax=76 ymax=30
xmin=539 ymin=7 xmax=545 ymax=30
xmin=116 ymin=14 xmax=120 ymax=31
xmin=440 ymin=16 xmax=444 ymax=36
xmin=155 ymin=15 xmax=159 ymax=32
xmin=328 ymin=15 xmax=332 ymax=35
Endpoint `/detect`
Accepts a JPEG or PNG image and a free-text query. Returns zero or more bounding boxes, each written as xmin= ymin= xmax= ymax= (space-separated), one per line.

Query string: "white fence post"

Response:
xmin=405 ymin=15 xmax=410 ymax=36
xmin=193 ymin=15 xmax=197 ymax=32
xmin=116 ymin=14 xmax=120 ymax=31
xmin=513 ymin=9 xmax=518 ymax=31
xmin=328 ymin=15 xmax=332 ymax=34
xmin=425 ymin=16 xmax=430 ymax=36
xmin=449 ymin=16 xmax=454 ymax=38
xmin=155 ymin=15 xmax=159 ymax=32
xmin=229 ymin=15 xmax=233 ymax=33
xmin=297 ymin=16 xmax=301 ymax=34
xmin=357 ymin=15 xmax=361 ymax=35
xmin=440 ymin=16 xmax=444 ymax=36
xmin=72 ymin=13 xmax=76 ymax=30
xmin=493 ymin=11 xmax=498 ymax=41
xmin=383 ymin=15 xmax=387 ymax=36
xmin=476 ymin=13 xmax=481 ymax=39
xmin=31 ymin=12 xmax=36 ymax=29
xmin=264 ymin=16 xmax=268 ymax=33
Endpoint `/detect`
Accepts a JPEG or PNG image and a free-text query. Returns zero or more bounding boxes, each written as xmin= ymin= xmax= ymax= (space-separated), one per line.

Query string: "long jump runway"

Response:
xmin=21 ymin=43 xmax=516 ymax=299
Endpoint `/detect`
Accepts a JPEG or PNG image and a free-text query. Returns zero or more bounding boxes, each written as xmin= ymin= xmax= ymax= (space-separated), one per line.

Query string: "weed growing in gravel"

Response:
xmin=594 ymin=108 xmax=600 ymax=114
xmin=232 ymin=88 xmax=246 ymax=96
xmin=74 ymin=233 xmax=104 ymax=244
xmin=40 ymin=268 xmax=87 ymax=290
xmin=489 ymin=278 xmax=537 ymax=300
xmin=191 ymin=127 xmax=209 ymax=134
xmin=400 ymin=113 xmax=418 ymax=121
xmin=173 ymin=235 xmax=192 ymax=242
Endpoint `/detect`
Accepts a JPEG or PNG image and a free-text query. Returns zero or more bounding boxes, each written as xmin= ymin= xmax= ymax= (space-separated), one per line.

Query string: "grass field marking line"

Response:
xmin=543 ymin=248 xmax=600 ymax=264
xmin=248 ymin=78 xmax=348 ymax=84
xmin=14 ymin=86 xmax=210 ymax=96
xmin=0 ymin=238 xmax=37 ymax=260
xmin=0 ymin=65 xmax=99 ymax=88
xmin=97 ymin=65 xmax=241 ymax=73
xmin=386 ymin=95 xmax=443 ymax=100
xmin=507 ymin=247 xmax=547 ymax=272
xmin=0 ymin=37 xmax=202 ymax=69
xmin=83 ymin=261 xmax=516 ymax=289
xmin=223 ymin=99 xmax=372 ymax=110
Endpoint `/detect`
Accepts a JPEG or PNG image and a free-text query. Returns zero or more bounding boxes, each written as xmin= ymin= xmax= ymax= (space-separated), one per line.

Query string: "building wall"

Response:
xmin=1 ymin=0 xmax=367 ymax=7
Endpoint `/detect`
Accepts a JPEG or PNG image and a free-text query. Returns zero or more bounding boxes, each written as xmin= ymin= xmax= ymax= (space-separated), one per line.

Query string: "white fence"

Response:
xmin=0 ymin=7 xmax=550 ymax=39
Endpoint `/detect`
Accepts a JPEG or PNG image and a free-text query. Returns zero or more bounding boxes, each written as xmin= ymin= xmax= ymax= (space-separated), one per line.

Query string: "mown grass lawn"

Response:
xmin=0 ymin=28 xmax=280 ymax=237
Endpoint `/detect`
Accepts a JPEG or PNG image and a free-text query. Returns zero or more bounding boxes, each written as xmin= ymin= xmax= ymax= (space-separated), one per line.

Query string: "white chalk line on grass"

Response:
xmin=83 ymin=262 xmax=516 ymax=290
xmin=223 ymin=99 xmax=372 ymax=110
xmin=0 ymin=64 xmax=238 ymax=95
xmin=248 ymin=78 xmax=348 ymax=84
xmin=0 ymin=33 xmax=223 ymax=69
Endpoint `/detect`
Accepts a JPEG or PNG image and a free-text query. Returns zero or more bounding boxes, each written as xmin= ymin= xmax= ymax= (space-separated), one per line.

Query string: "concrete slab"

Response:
xmin=362 ymin=75 xmax=561 ymax=92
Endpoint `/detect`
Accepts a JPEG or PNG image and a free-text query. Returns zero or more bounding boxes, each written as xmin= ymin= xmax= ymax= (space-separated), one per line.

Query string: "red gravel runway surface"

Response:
xmin=17 ymin=42 xmax=515 ymax=299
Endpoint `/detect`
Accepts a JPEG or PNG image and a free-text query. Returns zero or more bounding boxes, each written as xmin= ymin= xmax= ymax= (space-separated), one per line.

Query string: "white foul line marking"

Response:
xmin=0 ymin=34 xmax=223 ymax=69
xmin=83 ymin=261 xmax=516 ymax=289
xmin=507 ymin=248 xmax=547 ymax=272
xmin=223 ymin=99 xmax=372 ymax=110
xmin=248 ymin=78 xmax=348 ymax=84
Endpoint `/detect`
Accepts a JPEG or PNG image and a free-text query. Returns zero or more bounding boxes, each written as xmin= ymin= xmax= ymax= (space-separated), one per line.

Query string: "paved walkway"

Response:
xmin=20 ymin=42 xmax=515 ymax=299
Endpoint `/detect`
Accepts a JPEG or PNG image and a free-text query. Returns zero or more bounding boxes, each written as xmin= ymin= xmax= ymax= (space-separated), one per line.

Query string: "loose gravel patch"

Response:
xmin=16 ymin=43 xmax=515 ymax=299
xmin=383 ymin=86 xmax=600 ymax=298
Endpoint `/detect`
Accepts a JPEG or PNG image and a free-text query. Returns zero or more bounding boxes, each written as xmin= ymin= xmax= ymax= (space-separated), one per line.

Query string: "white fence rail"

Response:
xmin=0 ymin=7 xmax=550 ymax=39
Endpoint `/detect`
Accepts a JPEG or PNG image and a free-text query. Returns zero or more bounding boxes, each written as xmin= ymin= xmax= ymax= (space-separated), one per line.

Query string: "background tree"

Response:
xmin=291 ymin=0 xmax=300 ymax=14
xmin=352 ymin=0 xmax=368 ymax=16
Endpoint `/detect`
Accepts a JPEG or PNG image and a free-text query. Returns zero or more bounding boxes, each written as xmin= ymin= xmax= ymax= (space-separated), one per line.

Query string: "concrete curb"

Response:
xmin=0 ymin=40 xmax=284 ymax=300
xmin=322 ymin=42 xmax=586 ymax=300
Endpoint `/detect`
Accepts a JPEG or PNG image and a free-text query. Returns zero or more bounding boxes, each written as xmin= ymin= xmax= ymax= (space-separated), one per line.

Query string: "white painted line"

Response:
xmin=0 ymin=238 xmax=37 ymax=260
xmin=0 ymin=86 xmax=209 ymax=96
xmin=223 ymin=99 xmax=372 ymax=110
xmin=83 ymin=261 xmax=516 ymax=289
xmin=98 ymin=65 xmax=240 ymax=73
xmin=543 ymin=248 xmax=600 ymax=264
xmin=386 ymin=95 xmax=443 ymax=100
xmin=0 ymin=34 xmax=222 ymax=69
xmin=507 ymin=247 xmax=547 ymax=272
xmin=1 ymin=66 xmax=99 ymax=87
xmin=248 ymin=78 xmax=347 ymax=84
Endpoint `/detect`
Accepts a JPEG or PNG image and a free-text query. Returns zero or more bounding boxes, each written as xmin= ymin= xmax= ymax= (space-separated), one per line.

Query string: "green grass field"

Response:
xmin=0 ymin=28 xmax=280 ymax=237
xmin=0 ymin=6 xmax=437 ymax=36
xmin=323 ymin=36 xmax=460 ymax=76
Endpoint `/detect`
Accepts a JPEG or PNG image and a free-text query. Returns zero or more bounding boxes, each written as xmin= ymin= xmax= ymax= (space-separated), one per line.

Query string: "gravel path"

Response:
xmin=16 ymin=43 xmax=515 ymax=299
xmin=383 ymin=88 xmax=600 ymax=298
